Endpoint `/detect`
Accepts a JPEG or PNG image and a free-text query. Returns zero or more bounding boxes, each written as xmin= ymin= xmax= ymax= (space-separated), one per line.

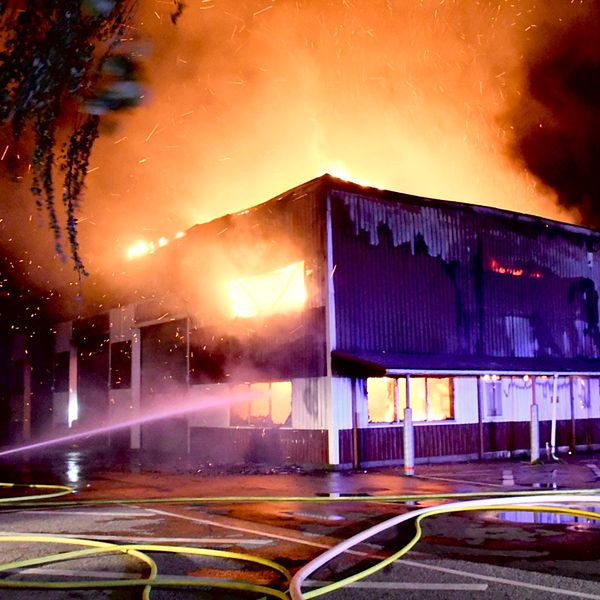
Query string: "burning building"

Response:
xmin=6 ymin=174 xmax=600 ymax=468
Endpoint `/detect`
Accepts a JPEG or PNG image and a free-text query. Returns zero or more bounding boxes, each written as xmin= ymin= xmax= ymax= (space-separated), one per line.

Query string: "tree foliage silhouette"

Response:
xmin=0 ymin=1 xmax=184 ymax=274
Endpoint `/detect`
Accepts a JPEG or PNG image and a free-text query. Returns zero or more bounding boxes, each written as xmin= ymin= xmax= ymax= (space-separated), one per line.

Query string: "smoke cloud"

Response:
xmin=503 ymin=2 xmax=600 ymax=226
xmin=1 ymin=0 xmax=597 ymax=320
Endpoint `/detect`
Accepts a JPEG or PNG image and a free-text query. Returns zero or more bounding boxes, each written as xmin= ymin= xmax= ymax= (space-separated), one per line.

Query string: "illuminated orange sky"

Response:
xmin=1 ymin=0 xmax=597 ymax=311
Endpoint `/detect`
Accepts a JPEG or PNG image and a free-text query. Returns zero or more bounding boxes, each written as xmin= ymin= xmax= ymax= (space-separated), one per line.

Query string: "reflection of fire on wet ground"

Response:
xmin=495 ymin=507 xmax=600 ymax=527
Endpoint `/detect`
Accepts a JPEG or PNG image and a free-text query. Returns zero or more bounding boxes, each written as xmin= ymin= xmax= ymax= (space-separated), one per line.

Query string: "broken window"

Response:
xmin=367 ymin=377 xmax=405 ymax=422
xmin=230 ymin=381 xmax=292 ymax=427
xmin=425 ymin=378 xmax=454 ymax=420
xmin=367 ymin=377 xmax=453 ymax=423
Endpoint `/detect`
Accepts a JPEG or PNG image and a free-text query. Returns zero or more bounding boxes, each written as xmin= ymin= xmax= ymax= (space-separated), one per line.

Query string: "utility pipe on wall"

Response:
xmin=476 ymin=376 xmax=484 ymax=459
xmin=549 ymin=374 xmax=559 ymax=461
xmin=530 ymin=375 xmax=540 ymax=463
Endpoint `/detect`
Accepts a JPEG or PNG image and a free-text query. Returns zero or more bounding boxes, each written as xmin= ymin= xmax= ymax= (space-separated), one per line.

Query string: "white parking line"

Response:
xmin=304 ymin=579 xmax=488 ymax=591
xmin=415 ymin=474 xmax=505 ymax=488
xmin=139 ymin=506 xmax=383 ymax=558
xmin=6 ymin=510 xmax=151 ymax=517
xmin=402 ymin=559 xmax=600 ymax=599
xmin=586 ymin=463 xmax=600 ymax=479
xmin=0 ymin=531 xmax=270 ymax=545
xmin=4 ymin=567 xmax=141 ymax=580
xmin=501 ymin=469 xmax=515 ymax=486
xmin=6 ymin=569 xmax=486 ymax=593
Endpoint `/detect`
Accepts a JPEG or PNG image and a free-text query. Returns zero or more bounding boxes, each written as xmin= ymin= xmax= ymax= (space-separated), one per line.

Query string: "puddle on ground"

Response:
xmin=315 ymin=492 xmax=372 ymax=497
xmin=495 ymin=506 xmax=600 ymax=527
xmin=528 ymin=482 xmax=563 ymax=489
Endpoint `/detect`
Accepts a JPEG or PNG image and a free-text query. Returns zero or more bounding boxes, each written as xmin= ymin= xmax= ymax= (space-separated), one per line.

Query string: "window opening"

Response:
xmin=230 ymin=381 xmax=292 ymax=427
xmin=367 ymin=376 xmax=453 ymax=423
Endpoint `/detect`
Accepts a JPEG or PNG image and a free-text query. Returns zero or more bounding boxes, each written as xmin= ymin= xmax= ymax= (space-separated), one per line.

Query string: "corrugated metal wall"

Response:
xmin=292 ymin=377 xmax=331 ymax=429
xmin=330 ymin=188 xmax=600 ymax=370
xmin=189 ymin=427 xmax=328 ymax=465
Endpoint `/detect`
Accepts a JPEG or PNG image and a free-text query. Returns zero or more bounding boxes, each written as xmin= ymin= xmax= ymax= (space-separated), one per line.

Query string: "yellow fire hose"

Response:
xmin=0 ymin=482 xmax=599 ymax=598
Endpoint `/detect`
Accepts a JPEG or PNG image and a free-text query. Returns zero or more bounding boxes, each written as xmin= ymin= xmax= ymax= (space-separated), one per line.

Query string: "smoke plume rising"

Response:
xmin=503 ymin=2 xmax=600 ymax=226
xmin=1 ymin=0 xmax=598 ymax=320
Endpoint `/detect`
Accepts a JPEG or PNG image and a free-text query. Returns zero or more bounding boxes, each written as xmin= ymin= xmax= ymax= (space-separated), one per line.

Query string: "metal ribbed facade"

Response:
xmin=189 ymin=427 xmax=328 ymax=465
xmin=330 ymin=187 xmax=600 ymax=372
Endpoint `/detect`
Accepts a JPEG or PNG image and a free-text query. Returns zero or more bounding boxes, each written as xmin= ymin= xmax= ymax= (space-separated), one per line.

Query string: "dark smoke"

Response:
xmin=507 ymin=5 xmax=600 ymax=227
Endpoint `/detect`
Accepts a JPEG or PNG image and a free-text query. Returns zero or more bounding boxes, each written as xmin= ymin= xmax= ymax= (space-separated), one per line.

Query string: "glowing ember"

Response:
xmin=325 ymin=164 xmax=381 ymax=189
xmin=490 ymin=258 xmax=543 ymax=278
xmin=127 ymin=240 xmax=153 ymax=260
xmin=126 ymin=232 xmax=185 ymax=259
xmin=229 ymin=261 xmax=307 ymax=318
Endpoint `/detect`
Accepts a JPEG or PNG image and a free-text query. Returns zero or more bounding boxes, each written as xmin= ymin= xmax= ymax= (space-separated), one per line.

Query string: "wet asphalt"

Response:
xmin=0 ymin=448 xmax=600 ymax=598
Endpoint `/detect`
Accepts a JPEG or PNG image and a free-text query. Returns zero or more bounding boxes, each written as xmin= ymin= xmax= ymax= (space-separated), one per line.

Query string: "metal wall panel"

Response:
xmin=291 ymin=376 xmax=330 ymax=429
xmin=330 ymin=188 xmax=600 ymax=371
xmin=414 ymin=423 xmax=480 ymax=458
xmin=574 ymin=418 xmax=600 ymax=449
xmin=189 ymin=427 xmax=328 ymax=465
xmin=346 ymin=422 xmax=480 ymax=463
xmin=358 ymin=426 xmax=404 ymax=463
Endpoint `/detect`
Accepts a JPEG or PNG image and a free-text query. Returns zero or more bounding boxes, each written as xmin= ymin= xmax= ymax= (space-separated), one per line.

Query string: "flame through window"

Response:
xmin=228 ymin=261 xmax=307 ymax=318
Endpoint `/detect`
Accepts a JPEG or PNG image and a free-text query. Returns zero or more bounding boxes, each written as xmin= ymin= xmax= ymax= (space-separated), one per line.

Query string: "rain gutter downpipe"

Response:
xmin=549 ymin=373 xmax=559 ymax=461
xmin=476 ymin=376 xmax=484 ymax=460
xmin=530 ymin=375 xmax=540 ymax=464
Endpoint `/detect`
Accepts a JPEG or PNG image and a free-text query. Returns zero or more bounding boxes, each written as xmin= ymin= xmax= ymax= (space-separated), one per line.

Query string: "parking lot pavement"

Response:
xmin=412 ymin=453 xmax=600 ymax=491
xmin=3 ymin=447 xmax=600 ymax=502
xmin=1 ymin=449 xmax=600 ymax=599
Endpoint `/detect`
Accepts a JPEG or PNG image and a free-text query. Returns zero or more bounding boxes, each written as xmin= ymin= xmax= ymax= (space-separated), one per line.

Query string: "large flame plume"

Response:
xmin=1 ymin=0 xmax=597 ymax=319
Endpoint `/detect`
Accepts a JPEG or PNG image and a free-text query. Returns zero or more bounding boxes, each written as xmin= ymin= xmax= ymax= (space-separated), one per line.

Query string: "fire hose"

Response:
xmin=0 ymin=483 xmax=599 ymax=598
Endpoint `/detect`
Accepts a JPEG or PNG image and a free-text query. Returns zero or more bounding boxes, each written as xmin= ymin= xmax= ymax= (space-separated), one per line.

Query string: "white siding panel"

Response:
xmin=536 ymin=377 xmax=572 ymax=421
xmin=292 ymin=377 xmax=330 ymax=430
xmin=574 ymin=378 xmax=600 ymax=420
xmin=331 ymin=377 xmax=353 ymax=430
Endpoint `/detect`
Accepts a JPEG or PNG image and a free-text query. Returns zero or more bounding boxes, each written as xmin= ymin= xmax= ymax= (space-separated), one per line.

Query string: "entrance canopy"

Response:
xmin=331 ymin=350 xmax=600 ymax=378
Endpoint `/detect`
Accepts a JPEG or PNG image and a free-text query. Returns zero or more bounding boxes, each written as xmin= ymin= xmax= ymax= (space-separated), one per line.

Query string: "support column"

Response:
xmin=351 ymin=379 xmax=360 ymax=470
xmin=477 ymin=376 xmax=484 ymax=459
xmin=327 ymin=376 xmax=340 ymax=466
xmin=530 ymin=375 xmax=540 ymax=463
xmin=569 ymin=376 xmax=576 ymax=453
xmin=550 ymin=374 xmax=559 ymax=459
xmin=68 ymin=343 xmax=78 ymax=428
xmin=403 ymin=374 xmax=415 ymax=476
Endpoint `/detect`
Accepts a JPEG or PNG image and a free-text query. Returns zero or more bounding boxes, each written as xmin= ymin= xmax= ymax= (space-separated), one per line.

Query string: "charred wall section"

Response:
xmin=330 ymin=189 xmax=600 ymax=371
xmin=180 ymin=180 xmax=329 ymax=382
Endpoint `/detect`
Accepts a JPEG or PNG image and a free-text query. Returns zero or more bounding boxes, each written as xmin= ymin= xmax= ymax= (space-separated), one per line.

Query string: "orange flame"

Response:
xmin=229 ymin=261 xmax=307 ymax=318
